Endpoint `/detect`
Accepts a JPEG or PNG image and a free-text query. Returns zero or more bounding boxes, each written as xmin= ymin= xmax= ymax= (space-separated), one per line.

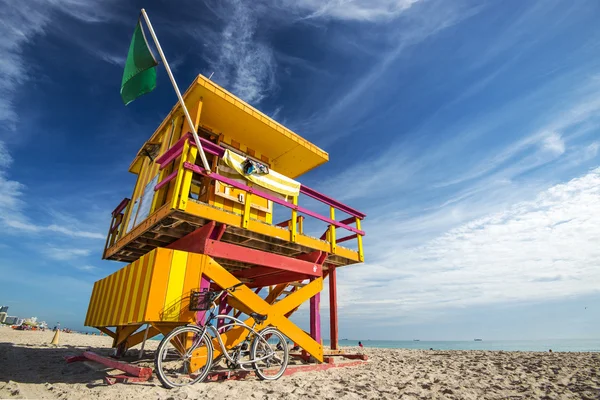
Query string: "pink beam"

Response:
xmin=154 ymin=170 xmax=178 ymax=191
xmin=159 ymin=133 xmax=366 ymax=219
xmin=216 ymin=292 xmax=228 ymax=330
xmin=320 ymin=217 xmax=357 ymax=240
xmin=183 ymin=162 xmax=365 ymax=236
xmin=155 ymin=135 xmax=187 ymax=169
xmin=329 ymin=267 xmax=338 ymax=350
xmin=196 ymin=275 xmax=211 ymax=326
xmin=65 ymin=351 xmax=152 ymax=378
xmin=112 ymin=198 xmax=130 ymax=217
xmin=156 ymin=133 xmax=223 ymax=169
xmin=276 ymin=215 xmax=304 ymax=228
xmin=336 ymin=233 xmax=358 ymax=244
xmin=310 ymin=277 xmax=321 ymax=345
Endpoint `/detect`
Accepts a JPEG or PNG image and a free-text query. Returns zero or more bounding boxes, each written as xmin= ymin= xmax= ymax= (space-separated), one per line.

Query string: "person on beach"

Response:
xmin=358 ymin=341 xmax=363 ymax=348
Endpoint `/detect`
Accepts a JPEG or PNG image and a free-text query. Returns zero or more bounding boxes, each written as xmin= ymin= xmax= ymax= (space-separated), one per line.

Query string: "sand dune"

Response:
xmin=1 ymin=328 xmax=598 ymax=399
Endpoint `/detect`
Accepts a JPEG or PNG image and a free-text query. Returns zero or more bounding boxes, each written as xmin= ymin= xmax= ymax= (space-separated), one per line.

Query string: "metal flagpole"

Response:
xmin=140 ymin=8 xmax=211 ymax=173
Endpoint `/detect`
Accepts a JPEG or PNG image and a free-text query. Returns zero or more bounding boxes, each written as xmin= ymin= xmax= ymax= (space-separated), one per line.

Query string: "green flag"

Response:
xmin=120 ymin=20 xmax=158 ymax=105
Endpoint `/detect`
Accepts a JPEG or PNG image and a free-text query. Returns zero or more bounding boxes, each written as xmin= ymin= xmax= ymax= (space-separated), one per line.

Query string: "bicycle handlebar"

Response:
xmin=226 ymin=282 xmax=244 ymax=292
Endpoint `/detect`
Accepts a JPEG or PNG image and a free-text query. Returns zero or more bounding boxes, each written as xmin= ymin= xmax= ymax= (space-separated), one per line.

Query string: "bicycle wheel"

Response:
xmin=251 ymin=327 xmax=289 ymax=380
xmin=154 ymin=326 xmax=214 ymax=389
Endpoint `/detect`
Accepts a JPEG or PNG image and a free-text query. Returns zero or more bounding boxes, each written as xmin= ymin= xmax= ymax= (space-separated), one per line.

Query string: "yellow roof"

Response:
xmin=130 ymin=75 xmax=329 ymax=178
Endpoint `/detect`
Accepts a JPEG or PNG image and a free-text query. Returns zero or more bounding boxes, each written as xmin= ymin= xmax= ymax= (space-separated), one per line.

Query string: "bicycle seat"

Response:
xmin=250 ymin=312 xmax=268 ymax=322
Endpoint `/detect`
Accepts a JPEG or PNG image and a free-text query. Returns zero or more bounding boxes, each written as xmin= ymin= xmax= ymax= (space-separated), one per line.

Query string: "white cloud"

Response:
xmin=337 ymin=168 xmax=600 ymax=321
xmin=584 ymin=142 xmax=599 ymax=159
xmin=285 ymin=0 xmax=420 ymax=21
xmin=76 ymin=265 xmax=98 ymax=272
xmin=205 ymin=0 xmax=276 ymax=104
xmin=541 ymin=132 xmax=565 ymax=155
xmin=0 ymin=144 xmax=104 ymax=240
xmin=42 ymin=247 xmax=91 ymax=261
xmin=0 ymin=141 xmax=12 ymax=168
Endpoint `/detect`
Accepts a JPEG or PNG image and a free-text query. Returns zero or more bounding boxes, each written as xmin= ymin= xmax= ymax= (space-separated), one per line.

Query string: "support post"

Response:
xmin=216 ymin=292 xmax=227 ymax=330
xmin=196 ymin=275 xmax=211 ymax=325
xmin=309 ymin=277 xmax=321 ymax=347
xmin=328 ymin=267 xmax=338 ymax=350
xmin=138 ymin=324 xmax=150 ymax=360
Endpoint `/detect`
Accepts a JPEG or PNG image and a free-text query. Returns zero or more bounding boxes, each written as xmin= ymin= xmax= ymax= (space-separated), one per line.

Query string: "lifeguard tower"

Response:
xmin=84 ymin=75 xmax=366 ymax=365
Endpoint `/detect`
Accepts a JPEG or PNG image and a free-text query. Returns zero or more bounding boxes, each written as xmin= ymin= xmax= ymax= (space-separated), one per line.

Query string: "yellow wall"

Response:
xmin=85 ymin=248 xmax=206 ymax=327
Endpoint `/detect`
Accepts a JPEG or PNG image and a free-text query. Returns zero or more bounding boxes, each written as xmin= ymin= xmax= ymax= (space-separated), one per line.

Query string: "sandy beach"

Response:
xmin=0 ymin=328 xmax=598 ymax=399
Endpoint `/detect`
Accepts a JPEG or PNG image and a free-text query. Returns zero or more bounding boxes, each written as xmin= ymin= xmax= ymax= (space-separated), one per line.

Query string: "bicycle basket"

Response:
xmin=189 ymin=290 xmax=219 ymax=311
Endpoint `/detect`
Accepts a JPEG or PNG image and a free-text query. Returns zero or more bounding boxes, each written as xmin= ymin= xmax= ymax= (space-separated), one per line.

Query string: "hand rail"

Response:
xmin=156 ymin=133 xmax=366 ymax=219
xmin=182 ymin=162 xmax=365 ymax=236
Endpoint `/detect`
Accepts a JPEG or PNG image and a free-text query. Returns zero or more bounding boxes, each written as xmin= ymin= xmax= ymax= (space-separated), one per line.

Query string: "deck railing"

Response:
xmin=115 ymin=132 xmax=365 ymax=262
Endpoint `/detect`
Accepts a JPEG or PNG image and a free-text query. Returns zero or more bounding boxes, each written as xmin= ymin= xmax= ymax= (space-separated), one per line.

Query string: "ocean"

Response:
xmin=327 ymin=339 xmax=600 ymax=352
xmin=148 ymin=334 xmax=599 ymax=352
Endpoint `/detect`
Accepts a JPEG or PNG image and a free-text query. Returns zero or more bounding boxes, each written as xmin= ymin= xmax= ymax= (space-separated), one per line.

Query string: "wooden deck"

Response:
xmin=104 ymin=200 xmax=360 ymax=271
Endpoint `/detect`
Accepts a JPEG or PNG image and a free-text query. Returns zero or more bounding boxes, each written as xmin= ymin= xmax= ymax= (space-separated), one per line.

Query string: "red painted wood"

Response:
xmin=216 ymin=292 xmax=228 ymax=330
xmin=336 ymin=233 xmax=358 ymax=244
xmin=156 ymin=135 xmax=186 ymax=169
xmin=212 ymin=224 xmax=227 ymax=241
xmin=80 ymin=351 xmax=152 ymax=378
xmin=247 ymin=272 xmax=311 ymax=288
xmin=275 ymin=215 xmax=304 ymax=228
xmin=329 ymin=267 xmax=338 ymax=350
xmin=64 ymin=355 xmax=87 ymax=363
xmin=166 ymin=222 xmax=216 ymax=253
xmin=296 ymin=251 xmax=325 ymax=264
xmin=298 ymin=185 xmax=366 ymax=219
xmin=154 ymin=170 xmax=178 ymax=191
xmin=310 ymin=278 xmax=321 ymax=345
xmin=104 ymin=375 xmax=151 ymax=385
xmin=111 ymin=198 xmax=130 ymax=217
xmin=183 ymin=162 xmax=365 ymax=236
xmin=203 ymin=240 xmax=322 ymax=277
xmin=320 ymin=217 xmax=357 ymax=239
xmin=234 ymin=266 xmax=284 ymax=280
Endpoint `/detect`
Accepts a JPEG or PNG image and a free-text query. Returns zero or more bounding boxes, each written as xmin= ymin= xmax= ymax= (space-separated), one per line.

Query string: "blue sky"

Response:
xmin=1 ymin=0 xmax=599 ymax=340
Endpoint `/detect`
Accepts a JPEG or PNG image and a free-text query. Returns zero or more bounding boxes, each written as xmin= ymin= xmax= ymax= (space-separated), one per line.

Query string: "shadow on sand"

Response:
xmin=0 ymin=341 xmax=159 ymax=388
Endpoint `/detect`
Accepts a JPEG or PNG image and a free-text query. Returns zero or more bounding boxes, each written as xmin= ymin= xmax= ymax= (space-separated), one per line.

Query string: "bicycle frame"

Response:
xmin=186 ymin=289 xmax=280 ymax=369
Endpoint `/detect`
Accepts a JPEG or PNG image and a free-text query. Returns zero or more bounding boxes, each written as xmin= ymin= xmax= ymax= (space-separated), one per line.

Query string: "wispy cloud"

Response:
xmin=284 ymin=0 xmax=421 ymax=21
xmin=0 ymin=145 xmax=104 ymax=240
xmin=76 ymin=265 xmax=98 ymax=272
xmin=336 ymin=168 xmax=600 ymax=321
xmin=0 ymin=0 xmax=117 ymax=129
xmin=203 ymin=0 xmax=276 ymax=104
xmin=42 ymin=247 xmax=91 ymax=261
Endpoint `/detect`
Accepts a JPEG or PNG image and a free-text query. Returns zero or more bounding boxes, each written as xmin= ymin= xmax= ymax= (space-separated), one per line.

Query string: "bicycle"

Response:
xmin=154 ymin=282 xmax=290 ymax=388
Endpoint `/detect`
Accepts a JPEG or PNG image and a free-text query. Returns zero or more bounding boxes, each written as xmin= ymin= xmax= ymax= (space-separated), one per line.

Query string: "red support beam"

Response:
xmin=337 ymin=233 xmax=358 ymax=244
xmin=66 ymin=351 xmax=152 ymax=378
xmin=167 ymin=221 xmax=216 ymax=253
xmin=310 ymin=278 xmax=321 ymax=345
xmin=203 ymin=240 xmax=322 ymax=277
xmin=212 ymin=224 xmax=227 ymax=241
xmin=247 ymin=272 xmax=312 ymax=288
xmin=329 ymin=267 xmax=339 ymax=350
xmin=112 ymin=198 xmax=130 ymax=217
